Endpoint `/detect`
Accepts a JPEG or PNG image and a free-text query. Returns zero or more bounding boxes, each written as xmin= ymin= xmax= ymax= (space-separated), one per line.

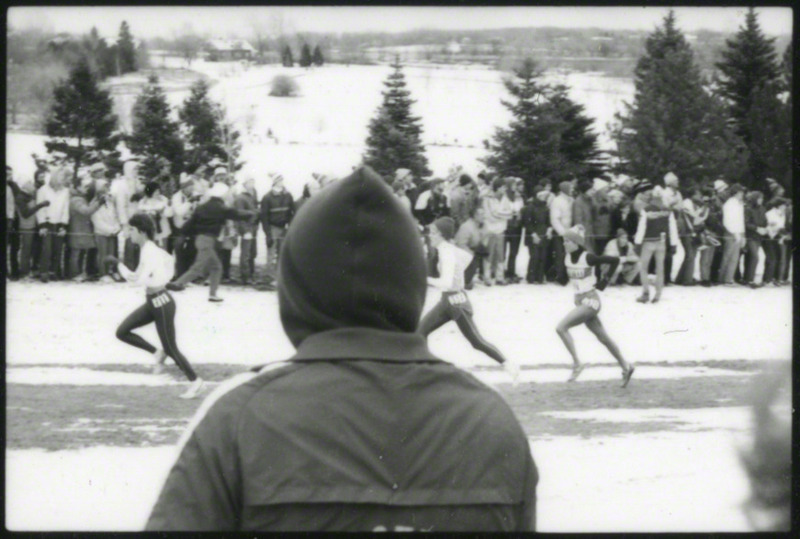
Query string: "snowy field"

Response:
xmin=5 ymin=279 xmax=792 ymax=531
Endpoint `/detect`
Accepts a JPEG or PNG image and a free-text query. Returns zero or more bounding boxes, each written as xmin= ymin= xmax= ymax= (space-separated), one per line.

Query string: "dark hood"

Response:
xmin=278 ymin=166 xmax=428 ymax=348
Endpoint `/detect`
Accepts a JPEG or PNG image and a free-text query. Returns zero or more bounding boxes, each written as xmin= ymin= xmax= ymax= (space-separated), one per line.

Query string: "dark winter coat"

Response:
xmin=182 ymin=197 xmax=253 ymax=238
xmin=744 ymin=204 xmax=767 ymax=240
xmin=260 ymin=189 xmax=295 ymax=230
xmin=521 ymin=198 xmax=549 ymax=246
xmin=234 ymin=191 xmax=259 ymax=236
xmin=146 ymin=167 xmax=537 ymax=532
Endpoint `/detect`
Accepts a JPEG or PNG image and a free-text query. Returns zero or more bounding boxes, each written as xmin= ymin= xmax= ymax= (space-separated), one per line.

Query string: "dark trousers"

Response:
xmin=678 ymin=235 xmax=697 ymax=285
xmin=744 ymin=238 xmax=762 ymax=284
xmin=174 ymin=235 xmax=222 ymax=296
xmin=527 ymin=238 xmax=549 ymax=283
xmin=124 ymin=237 xmax=140 ymax=272
xmin=762 ymin=239 xmax=779 ymax=283
xmin=239 ymin=236 xmax=256 ymax=283
xmin=18 ymin=228 xmax=35 ymax=276
xmin=170 ymin=235 xmax=194 ymax=278
xmin=95 ymin=235 xmax=116 ymax=277
xmin=86 ymin=247 xmax=99 ymax=276
xmin=39 ymin=229 xmax=66 ymax=278
xmin=464 ymin=253 xmax=483 ymax=285
xmin=7 ymin=218 xmax=20 ymax=277
xmin=778 ymin=242 xmax=789 ymax=282
xmin=216 ymin=246 xmax=232 ymax=280
xmin=551 ymin=236 xmax=567 ymax=284
xmin=31 ymin=233 xmax=42 ymax=272
xmin=504 ymin=230 xmax=522 ymax=278
xmin=116 ymin=291 xmax=197 ymax=381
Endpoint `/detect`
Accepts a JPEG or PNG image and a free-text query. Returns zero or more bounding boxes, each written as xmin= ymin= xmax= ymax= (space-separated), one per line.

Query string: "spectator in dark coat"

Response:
xmin=259 ymin=174 xmax=295 ymax=274
xmin=449 ymin=174 xmax=477 ymax=229
xmin=521 ymin=187 xmax=551 ymax=284
xmin=147 ymin=166 xmax=537 ymax=532
xmin=572 ymin=179 xmax=596 ymax=253
xmin=413 ymin=178 xmax=449 ymax=226
xmin=743 ymin=191 xmax=767 ymax=287
xmin=234 ymin=178 xmax=260 ymax=286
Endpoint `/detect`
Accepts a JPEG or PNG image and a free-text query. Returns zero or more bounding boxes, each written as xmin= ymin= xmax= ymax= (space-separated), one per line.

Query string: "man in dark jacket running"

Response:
xmin=147 ymin=166 xmax=538 ymax=532
xmin=167 ymin=182 xmax=256 ymax=302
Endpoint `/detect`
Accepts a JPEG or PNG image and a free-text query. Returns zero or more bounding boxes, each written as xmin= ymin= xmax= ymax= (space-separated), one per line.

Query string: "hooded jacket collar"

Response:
xmin=290 ymin=327 xmax=440 ymax=362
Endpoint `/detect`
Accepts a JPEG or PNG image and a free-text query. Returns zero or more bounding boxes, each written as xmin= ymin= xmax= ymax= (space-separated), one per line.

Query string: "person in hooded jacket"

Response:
xmin=147 ymin=166 xmax=538 ymax=532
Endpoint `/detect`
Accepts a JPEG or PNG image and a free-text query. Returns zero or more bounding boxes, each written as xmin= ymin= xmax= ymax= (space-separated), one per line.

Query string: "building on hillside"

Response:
xmin=206 ymin=39 xmax=256 ymax=61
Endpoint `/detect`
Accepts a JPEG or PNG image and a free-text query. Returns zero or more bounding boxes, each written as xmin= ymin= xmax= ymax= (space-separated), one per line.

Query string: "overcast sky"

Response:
xmin=8 ymin=6 xmax=793 ymax=39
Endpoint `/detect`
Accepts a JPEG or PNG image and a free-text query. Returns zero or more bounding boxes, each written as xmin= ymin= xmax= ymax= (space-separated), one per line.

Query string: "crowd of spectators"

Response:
xmin=5 ymin=160 xmax=793 ymax=297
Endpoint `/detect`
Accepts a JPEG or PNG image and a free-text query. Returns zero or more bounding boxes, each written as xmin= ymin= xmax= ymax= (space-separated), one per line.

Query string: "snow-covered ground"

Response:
xmin=6 ymin=280 xmax=792 ymax=370
xmin=5 ymin=406 xmax=754 ymax=532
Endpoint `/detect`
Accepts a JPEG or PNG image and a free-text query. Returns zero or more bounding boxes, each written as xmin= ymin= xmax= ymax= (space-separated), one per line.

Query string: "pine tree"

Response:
xmin=299 ymin=43 xmax=313 ymax=67
xmin=483 ymin=58 xmax=591 ymax=190
xmin=128 ymin=74 xmax=184 ymax=183
xmin=715 ymin=8 xmax=784 ymax=188
xmin=281 ymin=44 xmax=294 ymax=67
xmin=214 ymin=104 xmax=244 ymax=174
xmin=312 ymin=45 xmax=324 ymax=66
xmin=117 ymin=21 xmax=137 ymax=74
xmin=611 ymin=11 xmax=747 ymax=186
xmin=363 ymin=58 xmax=431 ymax=182
xmin=44 ymin=56 xmax=120 ymax=183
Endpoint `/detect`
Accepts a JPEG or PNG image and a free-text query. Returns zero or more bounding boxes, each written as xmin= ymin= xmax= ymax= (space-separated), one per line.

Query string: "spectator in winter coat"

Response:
xmin=449 ymin=175 xmax=478 ymax=228
xmin=610 ymin=197 xmax=639 ymax=239
xmin=260 ymin=174 xmax=295 ymax=273
xmin=454 ymin=205 xmax=488 ymax=288
xmin=391 ymin=180 xmax=413 ymax=214
xmin=743 ymin=191 xmax=768 ymax=287
xmin=633 ymin=180 xmax=679 ymax=303
xmin=763 ymin=198 xmax=788 ymax=286
xmin=68 ymin=177 xmax=102 ymax=281
xmin=482 ymin=178 xmax=514 ymax=285
xmin=592 ymin=187 xmax=613 ymax=256
xmin=603 ymin=228 xmax=640 ymax=285
xmin=169 ymin=175 xmax=198 ymax=278
xmin=504 ymin=178 xmax=525 ymax=283
xmin=36 ymin=168 xmax=71 ymax=282
xmin=676 ymin=188 xmax=708 ymax=286
xmin=147 ymin=166 xmax=537 ymax=532
xmin=168 ymin=182 xmax=257 ymax=302
xmin=216 ymin=171 xmax=240 ymax=283
xmin=572 ymin=179 xmax=596 ymax=254
xmin=9 ymin=179 xmax=50 ymax=279
xmin=91 ymin=180 xmax=122 ymax=281
xmin=413 ymin=178 xmax=449 ymax=226
xmin=234 ymin=178 xmax=260 ymax=286
xmin=521 ymin=188 xmax=552 ymax=284
xmin=549 ymin=181 xmax=574 ymax=285
xmin=719 ymin=184 xmax=746 ymax=285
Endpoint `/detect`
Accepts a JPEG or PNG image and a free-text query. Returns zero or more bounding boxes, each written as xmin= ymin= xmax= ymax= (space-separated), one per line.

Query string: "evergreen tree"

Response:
xmin=299 ymin=43 xmax=313 ymax=67
xmin=117 ymin=21 xmax=137 ymax=74
xmin=715 ymin=7 xmax=780 ymax=136
xmin=312 ymin=44 xmax=324 ymax=66
xmin=44 ymin=57 xmax=120 ymax=183
xmin=363 ymin=58 xmax=431 ymax=182
xmin=611 ymin=11 xmax=747 ymax=186
xmin=281 ymin=44 xmax=294 ymax=67
xmin=214 ymin=103 xmax=244 ymax=174
xmin=128 ymin=75 xmax=184 ymax=183
xmin=483 ymin=58 xmax=596 ymax=190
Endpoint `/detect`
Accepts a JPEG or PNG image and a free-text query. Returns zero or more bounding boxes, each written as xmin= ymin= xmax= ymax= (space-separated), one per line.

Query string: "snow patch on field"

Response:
xmin=6 ymin=367 xmax=185 ymax=386
xmin=5 ymin=406 xmax=754 ymax=532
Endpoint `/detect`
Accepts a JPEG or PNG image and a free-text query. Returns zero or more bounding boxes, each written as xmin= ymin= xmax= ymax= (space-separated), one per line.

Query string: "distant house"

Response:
xmin=206 ymin=39 xmax=256 ymax=61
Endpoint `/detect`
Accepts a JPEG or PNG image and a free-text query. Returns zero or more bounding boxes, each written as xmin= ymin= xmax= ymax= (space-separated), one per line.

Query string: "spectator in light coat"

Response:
xmin=91 ymin=180 xmax=122 ymax=281
xmin=9 ymin=179 xmax=50 ymax=279
xmin=454 ymin=205 xmax=488 ymax=288
xmin=391 ymin=180 xmax=413 ymax=215
xmin=719 ymin=184 xmax=746 ymax=285
xmin=763 ymin=198 xmax=787 ymax=286
xmin=260 ymin=174 xmax=295 ymax=273
xmin=549 ymin=180 xmax=574 ymax=285
xmin=111 ymin=160 xmax=144 ymax=269
xmin=36 ymin=168 xmax=71 ymax=281
xmin=68 ymin=177 xmax=102 ymax=281
xmin=234 ymin=178 xmax=260 ymax=285
xmin=482 ymin=178 xmax=514 ymax=285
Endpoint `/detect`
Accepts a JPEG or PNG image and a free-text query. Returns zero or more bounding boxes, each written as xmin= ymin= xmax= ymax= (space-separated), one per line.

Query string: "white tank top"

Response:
xmin=565 ymin=250 xmax=596 ymax=294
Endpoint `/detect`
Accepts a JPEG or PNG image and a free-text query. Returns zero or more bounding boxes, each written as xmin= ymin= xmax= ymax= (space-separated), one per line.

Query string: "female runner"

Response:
xmin=106 ymin=213 xmax=205 ymax=399
xmin=557 ymin=224 xmax=635 ymax=386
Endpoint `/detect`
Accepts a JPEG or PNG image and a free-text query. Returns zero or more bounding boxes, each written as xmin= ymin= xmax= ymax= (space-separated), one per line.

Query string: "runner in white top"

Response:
xmin=420 ymin=217 xmax=520 ymax=384
xmin=105 ymin=213 xmax=205 ymax=399
xmin=557 ymin=224 xmax=635 ymax=387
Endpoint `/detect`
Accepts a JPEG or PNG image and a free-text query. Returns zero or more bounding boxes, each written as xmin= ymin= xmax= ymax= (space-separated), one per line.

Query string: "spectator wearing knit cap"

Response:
xmin=259 ymin=173 xmax=295 ymax=277
xmin=167 ymin=182 xmax=257 ymax=302
xmin=147 ymin=166 xmax=538 ymax=532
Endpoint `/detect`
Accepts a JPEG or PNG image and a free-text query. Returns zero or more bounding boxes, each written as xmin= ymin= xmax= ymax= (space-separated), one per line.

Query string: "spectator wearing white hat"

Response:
xmin=167 ymin=182 xmax=257 ymax=302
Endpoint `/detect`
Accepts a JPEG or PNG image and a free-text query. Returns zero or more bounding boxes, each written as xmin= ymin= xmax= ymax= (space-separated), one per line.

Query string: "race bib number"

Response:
xmin=580 ymin=296 xmax=600 ymax=310
xmin=447 ymin=292 xmax=468 ymax=306
xmin=151 ymin=293 xmax=170 ymax=308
